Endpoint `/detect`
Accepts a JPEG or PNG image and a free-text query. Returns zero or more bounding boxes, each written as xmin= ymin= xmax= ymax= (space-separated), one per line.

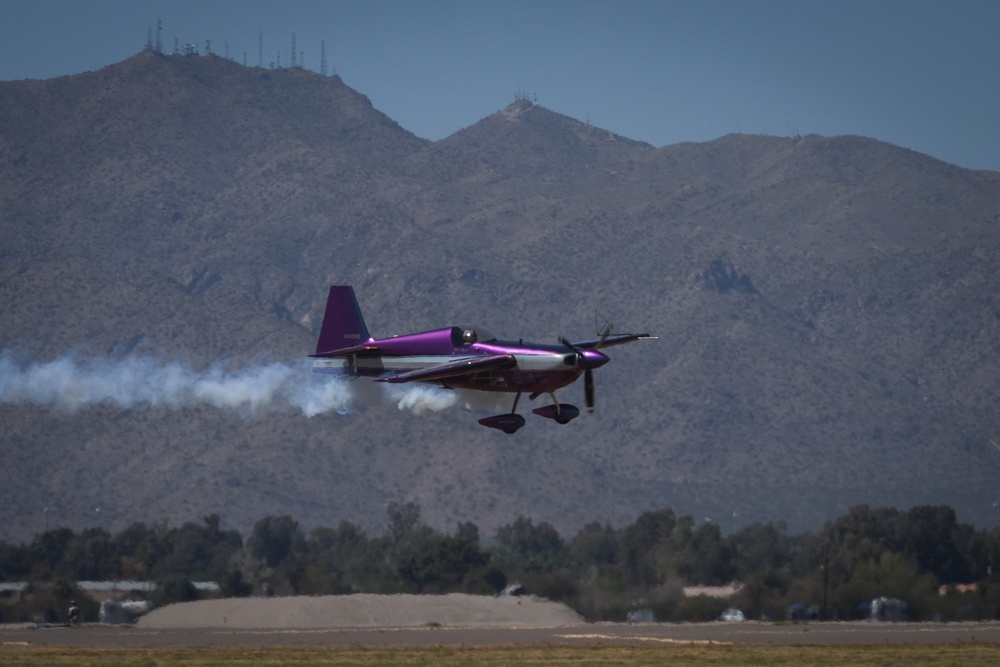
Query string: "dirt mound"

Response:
xmin=138 ymin=593 xmax=583 ymax=629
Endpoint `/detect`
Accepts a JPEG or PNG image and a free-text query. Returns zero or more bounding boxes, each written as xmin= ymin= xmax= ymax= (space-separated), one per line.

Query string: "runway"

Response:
xmin=4 ymin=621 xmax=1000 ymax=648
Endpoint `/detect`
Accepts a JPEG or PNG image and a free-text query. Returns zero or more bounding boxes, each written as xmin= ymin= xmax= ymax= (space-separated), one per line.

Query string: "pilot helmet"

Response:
xmin=462 ymin=329 xmax=477 ymax=345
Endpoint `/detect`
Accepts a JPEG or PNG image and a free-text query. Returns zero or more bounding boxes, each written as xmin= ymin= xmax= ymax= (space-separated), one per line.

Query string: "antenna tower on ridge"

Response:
xmin=291 ymin=33 xmax=297 ymax=68
xmin=154 ymin=19 xmax=163 ymax=53
xmin=258 ymin=29 xmax=263 ymax=67
xmin=320 ymin=40 xmax=328 ymax=76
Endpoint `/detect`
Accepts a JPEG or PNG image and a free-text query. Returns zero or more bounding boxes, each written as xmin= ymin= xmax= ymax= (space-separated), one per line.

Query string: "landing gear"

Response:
xmin=531 ymin=391 xmax=580 ymax=424
xmin=478 ymin=391 xmax=526 ymax=434
xmin=478 ymin=413 xmax=526 ymax=434
xmin=532 ymin=403 xmax=580 ymax=424
xmin=479 ymin=391 xmax=582 ymax=433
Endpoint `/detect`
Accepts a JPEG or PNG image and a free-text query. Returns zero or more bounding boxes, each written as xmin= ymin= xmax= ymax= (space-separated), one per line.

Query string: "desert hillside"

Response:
xmin=1 ymin=51 xmax=999 ymax=542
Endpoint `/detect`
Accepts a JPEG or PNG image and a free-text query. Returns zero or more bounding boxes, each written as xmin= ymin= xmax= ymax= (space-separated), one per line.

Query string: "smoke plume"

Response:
xmin=0 ymin=351 xmax=476 ymax=418
xmin=384 ymin=384 xmax=459 ymax=415
xmin=0 ymin=351 xmax=350 ymax=416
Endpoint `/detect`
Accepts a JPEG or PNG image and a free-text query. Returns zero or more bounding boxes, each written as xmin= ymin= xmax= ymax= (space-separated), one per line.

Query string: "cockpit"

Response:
xmin=451 ymin=326 xmax=496 ymax=348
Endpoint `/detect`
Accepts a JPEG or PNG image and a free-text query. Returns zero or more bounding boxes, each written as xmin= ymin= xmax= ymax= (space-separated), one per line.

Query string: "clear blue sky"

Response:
xmin=2 ymin=0 xmax=998 ymax=171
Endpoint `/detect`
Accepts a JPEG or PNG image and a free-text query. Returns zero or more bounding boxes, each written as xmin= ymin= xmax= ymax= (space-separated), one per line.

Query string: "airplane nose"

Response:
xmin=579 ymin=350 xmax=610 ymax=370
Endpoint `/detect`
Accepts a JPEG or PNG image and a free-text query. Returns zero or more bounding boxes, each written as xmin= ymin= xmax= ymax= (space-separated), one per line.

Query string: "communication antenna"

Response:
xmin=173 ymin=38 xmax=179 ymax=55
xmin=145 ymin=27 xmax=153 ymax=51
xmin=291 ymin=33 xmax=297 ymax=68
xmin=258 ymin=29 xmax=263 ymax=67
xmin=320 ymin=40 xmax=328 ymax=76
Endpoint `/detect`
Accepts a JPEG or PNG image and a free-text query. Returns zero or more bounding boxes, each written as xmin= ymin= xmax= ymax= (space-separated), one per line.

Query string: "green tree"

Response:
xmin=569 ymin=521 xmax=619 ymax=568
xmin=430 ymin=534 xmax=504 ymax=593
xmin=145 ymin=515 xmax=242 ymax=582
xmin=219 ymin=568 xmax=253 ymax=597
xmin=311 ymin=520 xmax=381 ymax=589
xmin=676 ymin=522 xmax=733 ymax=585
xmin=247 ymin=515 xmax=305 ymax=569
xmin=0 ymin=540 xmax=31 ymax=580
xmin=455 ymin=520 xmax=481 ymax=544
xmin=28 ymin=528 xmax=75 ymax=578
xmin=835 ymin=551 xmax=938 ymax=620
xmin=902 ymin=505 xmax=972 ymax=583
xmin=727 ymin=521 xmax=795 ymax=581
xmin=62 ymin=527 xmax=117 ymax=581
xmin=985 ymin=527 xmax=1000 ymax=582
xmin=388 ymin=524 xmax=439 ymax=593
xmin=493 ymin=516 xmax=566 ymax=575
xmin=385 ymin=501 xmax=422 ymax=545
xmin=619 ymin=509 xmax=677 ymax=586
xmin=112 ymin=521 xmax=164 ymax=580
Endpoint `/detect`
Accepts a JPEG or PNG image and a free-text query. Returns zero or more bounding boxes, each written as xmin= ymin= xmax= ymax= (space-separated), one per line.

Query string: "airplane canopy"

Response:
xmin=451 ymin=326 xmax=496 ymax=347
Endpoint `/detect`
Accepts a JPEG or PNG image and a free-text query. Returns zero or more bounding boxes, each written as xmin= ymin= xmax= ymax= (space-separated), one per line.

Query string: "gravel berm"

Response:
xmin=137 ymin=593 xmax=584 ymax=629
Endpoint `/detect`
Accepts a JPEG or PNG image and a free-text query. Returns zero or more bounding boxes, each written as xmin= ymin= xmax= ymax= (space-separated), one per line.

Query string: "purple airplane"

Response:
xmin=311 ymin=286 xmax=653 ymax=433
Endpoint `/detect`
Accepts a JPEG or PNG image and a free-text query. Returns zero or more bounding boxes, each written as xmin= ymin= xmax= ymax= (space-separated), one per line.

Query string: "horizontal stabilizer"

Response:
xmin=310 ymin=343 xmax=380 ymax=359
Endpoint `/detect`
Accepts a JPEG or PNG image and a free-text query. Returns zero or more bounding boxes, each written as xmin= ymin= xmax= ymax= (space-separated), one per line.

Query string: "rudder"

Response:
xmin=315 ymin=285 xmax=371 ymax=355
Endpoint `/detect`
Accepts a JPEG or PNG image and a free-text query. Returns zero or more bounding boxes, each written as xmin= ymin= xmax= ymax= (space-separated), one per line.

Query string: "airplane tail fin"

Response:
xmin=315 ymin=285 xmax=372 ymax=355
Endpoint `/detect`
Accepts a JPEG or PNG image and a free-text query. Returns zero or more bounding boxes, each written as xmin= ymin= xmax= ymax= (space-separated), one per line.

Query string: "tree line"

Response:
xmin=2 ymin=503 xmax=999 ymax=623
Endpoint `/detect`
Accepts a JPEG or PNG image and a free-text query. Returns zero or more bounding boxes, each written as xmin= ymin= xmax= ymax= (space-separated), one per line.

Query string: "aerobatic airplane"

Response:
xmin=311 ymin=285 xmax=653 ymax=433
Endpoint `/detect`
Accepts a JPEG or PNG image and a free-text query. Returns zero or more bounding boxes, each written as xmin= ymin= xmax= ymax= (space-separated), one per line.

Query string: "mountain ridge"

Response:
xmin=1 ymin=52 xmax=998 ymax=543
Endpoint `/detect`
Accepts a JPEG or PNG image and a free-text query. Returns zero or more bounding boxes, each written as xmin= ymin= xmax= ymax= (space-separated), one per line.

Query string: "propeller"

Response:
xmin=586 ymin=324 xmax=614 ymax=411
xmin=584 ymin=368 xmax=595 ymax=412
xmin=561 ymin=333 xmax=611 ymax=413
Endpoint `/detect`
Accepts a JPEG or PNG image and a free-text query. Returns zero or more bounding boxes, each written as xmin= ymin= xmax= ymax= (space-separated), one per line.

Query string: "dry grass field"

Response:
xmin=2 ymin=643 xmax=1000 ymax=666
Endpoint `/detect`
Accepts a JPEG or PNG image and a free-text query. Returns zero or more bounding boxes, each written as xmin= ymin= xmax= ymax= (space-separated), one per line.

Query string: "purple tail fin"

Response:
xmin=315 ymin=286 xmax=372 ymax=355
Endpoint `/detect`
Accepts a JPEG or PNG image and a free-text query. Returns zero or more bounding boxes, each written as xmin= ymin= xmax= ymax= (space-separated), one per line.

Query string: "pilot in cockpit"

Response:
xmin=462 ymin=329 xmax=478 ymax=345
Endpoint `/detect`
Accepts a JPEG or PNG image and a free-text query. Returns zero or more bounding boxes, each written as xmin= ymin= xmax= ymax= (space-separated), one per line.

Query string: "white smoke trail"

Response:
xmin=455 ymin=388 xmax=513 ymax=413
xmin=382 ymin=384 xmax=459 ymax=415
xmin=0 ymin=351 xmax=353 ymax=417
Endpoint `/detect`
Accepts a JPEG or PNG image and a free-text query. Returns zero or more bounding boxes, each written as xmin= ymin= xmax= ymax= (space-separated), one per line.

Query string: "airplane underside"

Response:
xmin=314 ymin=357 xmax=583 ymax=433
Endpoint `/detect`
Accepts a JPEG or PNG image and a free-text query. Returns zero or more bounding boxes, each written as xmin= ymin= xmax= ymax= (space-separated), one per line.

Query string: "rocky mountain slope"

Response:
xmin=2 ymin=51 xmax=999 ymax=543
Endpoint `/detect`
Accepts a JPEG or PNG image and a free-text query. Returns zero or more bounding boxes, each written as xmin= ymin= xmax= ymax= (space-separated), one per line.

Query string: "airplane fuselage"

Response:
xmin=312 ymin=326 xmax=600 ymax=393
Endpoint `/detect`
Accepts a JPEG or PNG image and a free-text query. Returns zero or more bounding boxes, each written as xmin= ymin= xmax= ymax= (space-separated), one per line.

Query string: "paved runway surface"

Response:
xmin=4 ymin=621 xmax=1000 ymax=647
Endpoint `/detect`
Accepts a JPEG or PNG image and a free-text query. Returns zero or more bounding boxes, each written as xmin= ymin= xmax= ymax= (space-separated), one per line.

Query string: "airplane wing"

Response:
xmin=376 ymin=354 xmax=516 ymax=384
xmin=572 ymin=333 xmax=656 ymax=350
